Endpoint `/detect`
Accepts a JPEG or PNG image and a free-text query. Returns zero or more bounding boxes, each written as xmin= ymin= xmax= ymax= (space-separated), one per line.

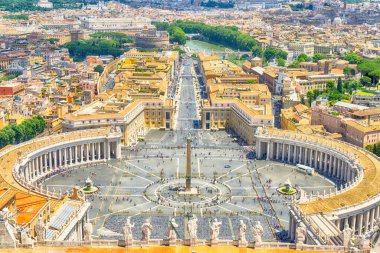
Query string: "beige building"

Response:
xmin=198 ymin=53 xmax=273 ymax=144
xmin=312 ymin=103 xmax=380 ymax=147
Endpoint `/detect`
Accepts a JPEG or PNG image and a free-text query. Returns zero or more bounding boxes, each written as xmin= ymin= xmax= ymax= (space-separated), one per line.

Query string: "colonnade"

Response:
xmin=17 ymin=138 xmax=121 ymax=183
xmin=255 ymin=127 xmax=380 ymax=245
xmin=256 ymin=140 xmax=356 ymax=183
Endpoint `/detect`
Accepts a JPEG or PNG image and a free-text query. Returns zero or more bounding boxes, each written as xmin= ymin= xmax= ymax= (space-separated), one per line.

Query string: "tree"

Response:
xmin=344 ymin=52 xmax=363 ymax=64
xmin=343 ymin=67 xmax=354 ymax=77
xmin=297 ymin=53 xmax=309 ymax=63
xmin=252 ymin=45 xmax=262 ymax=57
xmin=288 ymin=60 xmax=300 ymax=68
xmin=326 ymin=81 xmax=335 ymax=90
xmin=360 ymin=76 xmax=372 ymax=86
xmin=263 ymin=47 xmax=277 ymax=62
xmin=94 ymin=65 xmax=104 ymax=74
xmin=312 ymin=53 xmax=327 ymax=63
xmin=47 ymin=38 xmax=59 ymax=45
xmin=277 ymin=57 xmax=286 ymax=67
xmin=0 ymin=116 xmax=45 ymax=149
xmin=337 ymin=77 xmax=343 ymax=93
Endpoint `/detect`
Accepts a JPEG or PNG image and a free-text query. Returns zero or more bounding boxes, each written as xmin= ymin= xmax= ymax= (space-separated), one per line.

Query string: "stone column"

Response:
xmin=81 ymin=145 xmax=84 ymax=163
xmin=86 ymin=143 xmax=89 ymax=161
xmin=352 ymin=215 xmax=357 ymax=233
xmin=39 ymin=155 xmax=43 ymax=176
xmin=74 ymin=145 xmax=77 ymax=163
xmin=281 ymin=143 xmax=285 ymax=161
xmin=358 ymin=213 xmax=363 ymax=235
xmin=49 ymin=152 xmax=52 ymax=171
xmin=293 ymin=145 xmax=297 ymax=164
xmin=58 ymin=149 xmax=62 ymax=167
xmin=54 ymin=150 xmax=57 ymax=170
xmin=98 ymin=142 xmax=101 ymax=160
xmin=288 ymin=144 xmax=291 ymax=163
xmin=365 ymin=210 xmax=370 ymax=233
xmin=64 ymin=147 xmax=67 ymax=166
xmin=370 ymin=208 xmax=375 ymax=230
xmin=266 ymin=142 xmax=270 ymax=160
xmin=91 ymin=143 xmax=95 ymax=161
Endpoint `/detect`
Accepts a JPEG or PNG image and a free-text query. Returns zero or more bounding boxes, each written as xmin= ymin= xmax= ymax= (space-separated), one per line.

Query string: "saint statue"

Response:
xmin=83 ymin=222 xmax=93 ymax=242
xmin=295 ymin=223 xmax=307 ymax=244
xmin=238 ymin=220 xmax=247 ymax=244
xmin=187 ymin=215 xmax=198 ymax=243
xmin=252 ymin=221 xmax=264 ymax=243
xmin=123 ymin=217 xmax=134 ymax=244
xmin=168 ymin=217 xmax=179 ymax=241
xmin=342 ymin=223 xmax=353 ymax=247
xmin=210 ymin=218 xmax=222 ymax=241
xmin=34 ymin=216 xmax=46 ymax=242
xmin=141 ymin=219 xmax=153 ymax=241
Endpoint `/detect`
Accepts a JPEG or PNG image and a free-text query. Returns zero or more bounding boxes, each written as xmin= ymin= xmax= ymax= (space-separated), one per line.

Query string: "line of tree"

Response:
xmin=366 ymin=143 xmax=380 ymax=158
xmin=63 ymin=38 xmax=125 ymax=62
xmin=89 ymin=32 xmax=134 ymax=44
xmin=3 ymin=14 xmax=29 ymax=20
xmin=0 ymin=0 xmax=84 ymax=12
xmin=0 ymin=115 xmax=46 ymax=149
xmin=200 ymin=0 xmax=234 ymax=8
xmin=304 ymin=78 xmax=362 ymax=106
xmin=154 ymin=20 xmax=258 ymax=51
xmin=357 ymin=58 xmax=380 ymax=86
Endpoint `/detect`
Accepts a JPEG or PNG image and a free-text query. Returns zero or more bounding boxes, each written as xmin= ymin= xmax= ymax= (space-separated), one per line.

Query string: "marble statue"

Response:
xmin=296 ymin=223 xmax=307 ymax=244
xmin=141 ymin=219 xmax=153 ymax=241
xmin=168 ymin=217 xmax=179 ymax=241
xmin=187 ymin=215 xmax=198 ymax=242
xmin=123 ymin=217 xmax=134 ymax=244
xmin=34 ymin=216 xmax=46 ymax=242
xmin=342 ymin=223 xmax=353 ymax=247
xmin=210 ymin=218 xmax=222 ymax=241
xmin=19 ymin=226 xmax=33 ymax=245
xmin=238 ymin=220 xmax=247 ymax=243
xmin=252 ymin=221 xmax=264 ymax=243
xmin=83 ymin=222 xmax=93 ymax=242
xmin=365 ymin=219 xmax=380 ymax=248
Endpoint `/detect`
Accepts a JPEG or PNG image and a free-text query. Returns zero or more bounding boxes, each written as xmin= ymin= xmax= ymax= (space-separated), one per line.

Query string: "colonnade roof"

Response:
xmin=260 ymin=128 xmax=380 ymax=214
xmin=0 ymin=127 xmax=113 ymax=225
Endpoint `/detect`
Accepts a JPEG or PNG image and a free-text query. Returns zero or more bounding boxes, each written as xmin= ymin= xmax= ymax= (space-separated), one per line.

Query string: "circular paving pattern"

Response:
xmin=143 ymin=178 xmax=232 ymax=208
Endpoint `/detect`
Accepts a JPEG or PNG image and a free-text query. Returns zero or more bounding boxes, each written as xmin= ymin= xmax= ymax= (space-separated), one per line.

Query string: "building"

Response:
xmin=62 ymin=50 xmax=178 ymax=146
xmin=351 ymin=89 xmax=380 ymax=107
xmin=135 ymin=28 xmax=170 ymax=48
xmin=82 ymin=17 xmax=153 ymax=34
xmin=280 ymin=104 xmax=311 ymax=131
xmin=0 ymin=82 xmax=25 ymax=97
xmin=198 ymin=53 xmax=273 ymax=144
xmin=312 ymin=102 xmax=380 ymax=147
xmin=36 ymin=0 xmax=53 ymax=8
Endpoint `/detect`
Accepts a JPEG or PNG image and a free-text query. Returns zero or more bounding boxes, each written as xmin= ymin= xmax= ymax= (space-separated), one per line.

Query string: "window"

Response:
xmin=206 ymin=112 xmax=211 ymax=121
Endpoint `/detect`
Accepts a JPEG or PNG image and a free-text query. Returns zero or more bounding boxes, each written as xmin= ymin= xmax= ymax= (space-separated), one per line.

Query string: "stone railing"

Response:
xmin=35 ymin=239 xmax=345 ymax=252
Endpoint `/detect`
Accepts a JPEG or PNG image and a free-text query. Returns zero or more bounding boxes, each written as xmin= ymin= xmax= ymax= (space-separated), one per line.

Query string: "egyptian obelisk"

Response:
xmin=186 ymin=133 xmax=192 ymax=191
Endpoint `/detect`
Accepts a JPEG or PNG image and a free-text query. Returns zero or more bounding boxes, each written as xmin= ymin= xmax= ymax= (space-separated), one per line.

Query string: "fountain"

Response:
xmin=82 ymin=177 xmax=99 ymax=194
xmin=277 ymin=178 xmax=297 ymax=195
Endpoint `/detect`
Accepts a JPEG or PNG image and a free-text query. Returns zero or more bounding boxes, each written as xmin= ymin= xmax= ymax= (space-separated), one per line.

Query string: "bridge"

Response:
xmin=186 ymin=33 xmax=201 ymax=40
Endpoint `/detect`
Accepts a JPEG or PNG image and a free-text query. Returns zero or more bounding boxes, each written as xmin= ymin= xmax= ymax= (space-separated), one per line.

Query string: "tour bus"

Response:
xmin=296 ymin=164 xmax=315 ymax=175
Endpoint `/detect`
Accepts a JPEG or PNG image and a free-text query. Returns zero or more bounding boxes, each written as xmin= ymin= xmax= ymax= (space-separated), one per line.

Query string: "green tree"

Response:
xmin=277 ymin=57 xmax=286 ymax=67
xmin=337 ymin=77 xmax=343 ymax=93
xmin=94 ymin=65 xmax=104 ymax=74
xmin=251 ymin=45 xmax=262 ymax=57
xmin=344 ymin=52 xmax=363 ymax=64
xmin=360 ymin=76 xmax=372 ymax=86
xmin=288 ymin=60 xmax=300 ymax=68
xmin=312 ymin=53 xmax=327 ymax=63
xmin=297 ymin=53 xmax=309 ymax=62
xmin=326 ymin=81 xmax=335 ymax=90
xmin=263 ymin=47 xmax=277 ymax=62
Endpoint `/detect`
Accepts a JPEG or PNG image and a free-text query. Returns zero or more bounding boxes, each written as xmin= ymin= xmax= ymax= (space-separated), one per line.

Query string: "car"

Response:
xmin=224 ymin=165 xmax=231 ymax=168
